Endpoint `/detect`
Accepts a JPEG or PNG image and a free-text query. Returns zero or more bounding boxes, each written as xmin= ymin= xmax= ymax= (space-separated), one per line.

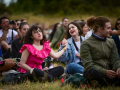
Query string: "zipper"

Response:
xmin=102 ymin=42 xmax=106 ymax=67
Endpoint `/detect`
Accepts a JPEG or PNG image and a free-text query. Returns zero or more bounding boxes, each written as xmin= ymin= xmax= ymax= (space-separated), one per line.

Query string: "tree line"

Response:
xmin=0 ymin=0 xmax=120 ymax=17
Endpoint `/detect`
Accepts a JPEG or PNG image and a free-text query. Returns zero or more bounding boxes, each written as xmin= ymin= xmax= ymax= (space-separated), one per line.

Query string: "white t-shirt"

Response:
xmin=74 ymin=41 xmax=81 ymax=63
xmin=0 ymin=29 xmax=18 ymax=47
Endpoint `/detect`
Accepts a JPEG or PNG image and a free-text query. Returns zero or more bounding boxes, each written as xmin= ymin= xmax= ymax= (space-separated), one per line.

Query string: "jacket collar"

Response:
xmin=92 ymin=33 xmax=106 ymax=41
xmin=67 ymin=36 xmax=83 ymax=45
xmin=67 ymin=37 xmax=73 ymax=45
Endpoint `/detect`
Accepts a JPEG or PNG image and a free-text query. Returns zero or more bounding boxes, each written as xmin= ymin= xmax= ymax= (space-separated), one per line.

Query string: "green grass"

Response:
xmin=0 ymin=61 xmax=120 ymax=90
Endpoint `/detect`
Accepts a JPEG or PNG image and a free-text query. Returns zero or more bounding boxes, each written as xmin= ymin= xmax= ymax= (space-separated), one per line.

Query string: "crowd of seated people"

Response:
xmin=0 ymin=15 xmax=120 ymax=87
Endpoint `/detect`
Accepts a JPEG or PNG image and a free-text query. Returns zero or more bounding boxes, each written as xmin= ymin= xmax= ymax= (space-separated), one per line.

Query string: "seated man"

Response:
xmin=80 ymin=16 xmax=120 ymax=86
xmin=50 ymin=17 xmax=69 ymax=49
xmin=0 ymin=16 xmax=20 ymax=58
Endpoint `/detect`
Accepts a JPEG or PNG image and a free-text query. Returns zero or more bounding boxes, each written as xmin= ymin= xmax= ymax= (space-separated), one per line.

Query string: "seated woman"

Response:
xmin=78 ymin=20 xmax=89 ymax=40
xmin=80 ymin=16 xmax=120 ymax=86
xmin=111 ymin=18 xmax=120 ymax=57
xmin=12 ymin=22 xmax=29 ymax=58
xmin=58 ymin=22 xmax=84 ymax=75
xmin=19 ymin=25 xmax=66 ymax=82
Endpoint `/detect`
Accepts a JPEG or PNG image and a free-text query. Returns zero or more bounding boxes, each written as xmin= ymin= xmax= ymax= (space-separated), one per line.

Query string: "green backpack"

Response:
xmin=62 ymin=73 xmax=87 ymax=87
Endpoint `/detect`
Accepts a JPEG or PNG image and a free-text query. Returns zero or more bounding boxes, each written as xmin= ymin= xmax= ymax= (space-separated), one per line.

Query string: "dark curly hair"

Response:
xmin=23 ymin=25 xmax=47 ymax=45
xmin=66 ymin=22 xmax=83 ymax=39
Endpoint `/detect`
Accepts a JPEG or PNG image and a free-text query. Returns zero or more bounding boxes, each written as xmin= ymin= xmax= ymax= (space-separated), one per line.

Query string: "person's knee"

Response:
xmin=68 ymin=63 xmax=83 ymax=70
xmin=57 ymin=66 xmax=64 ymax=73
xmin=68 ymin=63 xmax=75 ymax=69
xmin=1 ymin=41 xmax=7 ymax=46
xmin=83 ymin=69 xmax=100 ymax=78
xmin=1 ymin=41 xmax=11 ymax=50
xmin=68 ymin=63 xmax=83 ymax=74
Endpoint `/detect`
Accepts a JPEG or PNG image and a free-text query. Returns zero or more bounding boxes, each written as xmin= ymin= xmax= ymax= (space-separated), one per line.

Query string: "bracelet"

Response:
xmin=63 ymin=48 xmax=66 ymax=51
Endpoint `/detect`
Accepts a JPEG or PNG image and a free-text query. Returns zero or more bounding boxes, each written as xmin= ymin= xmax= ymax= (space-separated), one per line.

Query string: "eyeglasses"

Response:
xmin=116 ymin=23 xmax=120 ymax=25
xmin=33 ymin=30 xmax=42 ymax=33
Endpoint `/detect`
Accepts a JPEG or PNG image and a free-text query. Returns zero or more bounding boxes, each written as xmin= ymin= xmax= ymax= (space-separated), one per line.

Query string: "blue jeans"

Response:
xmin=67 ymin=63 xmax=84 ymax=74
xmin=0 ymin=49 xmax=2 ymax=57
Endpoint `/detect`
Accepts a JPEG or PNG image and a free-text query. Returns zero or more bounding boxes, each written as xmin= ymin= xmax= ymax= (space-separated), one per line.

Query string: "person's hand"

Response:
xmin=116 ymin=69 xmax=120 ymax=78
xmin=43 ymin=67 xmax=49 ymax=70
xmin=13 ymin=22 xmax=19 ymax=30
xmin=62 ymin=38 xmax=67 ymax=50
xmin=30 ymin=68 xmax=34 ymax=74
xmin=76 ymin=53 xmax=80 ymax=58
xmin=62 ymin=38 xmax=67 ymax=46
xmin=106 ymin=70 xmax=116 ymax=79
xmin=109 ymin=30 xmax=113 ymax=36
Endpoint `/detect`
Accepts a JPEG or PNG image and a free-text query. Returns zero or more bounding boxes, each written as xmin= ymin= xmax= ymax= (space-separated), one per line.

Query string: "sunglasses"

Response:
xmin=116 ymin=23 xmax=120 ymax=25
xmin=17 ymin=23 xmax=21 ymax=25
xmin=33 ymin=30 xmax=42 ymax=33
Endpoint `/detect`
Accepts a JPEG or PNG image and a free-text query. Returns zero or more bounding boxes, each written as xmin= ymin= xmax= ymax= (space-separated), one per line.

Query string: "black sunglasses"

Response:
xmin=116 ymin=23 xmax=120 ymax=25
xmin=34 ymin=30 xmax=42 ymax=33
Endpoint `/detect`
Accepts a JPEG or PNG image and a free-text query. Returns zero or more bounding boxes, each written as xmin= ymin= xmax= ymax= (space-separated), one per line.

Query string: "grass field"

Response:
xmin=0 ymin=49 xmax=120 ymax=90
xmin=0 ymin=62 xmax=120 ymax=90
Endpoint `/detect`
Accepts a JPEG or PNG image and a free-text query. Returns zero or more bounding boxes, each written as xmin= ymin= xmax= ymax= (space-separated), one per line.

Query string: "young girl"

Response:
xmin=58 ymin=22 xmax=84 ymax=75
xmin=19 ymin=25 xmax=67 ymax=82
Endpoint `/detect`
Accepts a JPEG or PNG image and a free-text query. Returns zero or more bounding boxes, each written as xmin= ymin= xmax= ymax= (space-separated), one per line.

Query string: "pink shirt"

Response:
xmin=18 ymin=41 xmax=51 ymax=73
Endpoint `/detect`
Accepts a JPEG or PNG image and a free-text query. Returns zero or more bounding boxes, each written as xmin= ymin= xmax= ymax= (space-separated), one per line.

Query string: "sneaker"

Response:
xmin=2 ymin=70 xmax=17 ymax=76
xmin=49 ymin=64 xmax=54 ymax=69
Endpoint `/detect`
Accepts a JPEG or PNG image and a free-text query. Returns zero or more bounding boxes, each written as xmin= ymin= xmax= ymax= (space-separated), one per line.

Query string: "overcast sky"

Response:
xmin=3 ymin=0 xmax=17 ymax=7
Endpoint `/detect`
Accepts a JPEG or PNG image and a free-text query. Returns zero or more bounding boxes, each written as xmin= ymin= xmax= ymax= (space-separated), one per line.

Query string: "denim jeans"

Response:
xmin=67 ymin=62 xmax=84 ymax=74
xmin=0 ymin=49 xmax=2 ymax=57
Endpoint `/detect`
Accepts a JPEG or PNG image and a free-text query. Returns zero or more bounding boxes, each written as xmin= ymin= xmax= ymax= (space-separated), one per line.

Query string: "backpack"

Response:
xmin=62 ymin=73 xmax=87 ymax=87
xmin=1 ymin=71 xmax=33 ymax=84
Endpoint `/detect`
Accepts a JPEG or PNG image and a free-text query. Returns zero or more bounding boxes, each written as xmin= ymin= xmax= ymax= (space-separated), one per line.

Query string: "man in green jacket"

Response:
xmin=50 ymin=17 xmax=69 ymax=49
xmin=80 ymin=16 xmax=120 ymax=86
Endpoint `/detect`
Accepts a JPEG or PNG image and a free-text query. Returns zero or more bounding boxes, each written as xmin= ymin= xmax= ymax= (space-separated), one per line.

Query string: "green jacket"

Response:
xmin=80 ymin=35 xmax=120 ymax=75
xmin=50 ymin=25 xmax=65 ymax=48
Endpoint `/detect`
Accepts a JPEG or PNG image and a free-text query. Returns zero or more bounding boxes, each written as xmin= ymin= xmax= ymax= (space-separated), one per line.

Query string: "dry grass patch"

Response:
xmin=1 ymin=13 xmax=117 ymax=28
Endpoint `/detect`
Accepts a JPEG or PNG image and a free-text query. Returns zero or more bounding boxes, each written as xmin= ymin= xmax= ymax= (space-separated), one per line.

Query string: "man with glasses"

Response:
xmin=0 ymin=16 xmax=20 ymax=58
